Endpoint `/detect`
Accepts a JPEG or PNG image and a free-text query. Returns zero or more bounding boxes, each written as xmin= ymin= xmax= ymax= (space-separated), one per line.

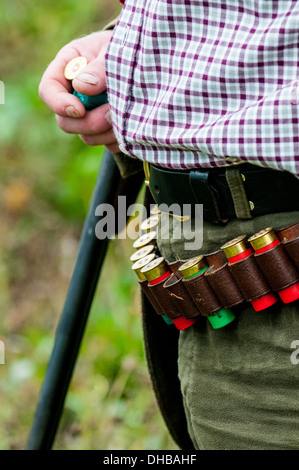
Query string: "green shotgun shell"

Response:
xmin=205 ymin=309 xmax=236 ymax=329
xmin=178 ymin=256 xmax=236 ymax=329
xmin=161 ymin=315 xmax=174 ymax=325
xmin=73 ymin=90 xmax=108 ymax=110
xmin=64 ymin=56 xmax=109 ymax=111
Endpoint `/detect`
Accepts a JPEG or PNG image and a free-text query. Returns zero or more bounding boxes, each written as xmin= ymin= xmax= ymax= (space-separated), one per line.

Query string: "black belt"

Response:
xmin=148 ymin=163 xmax=299 ymax=224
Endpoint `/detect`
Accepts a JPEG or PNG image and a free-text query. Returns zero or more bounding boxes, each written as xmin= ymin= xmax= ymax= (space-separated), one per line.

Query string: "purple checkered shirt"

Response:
xmin=105 ymin=0 xmax=299 ymax=176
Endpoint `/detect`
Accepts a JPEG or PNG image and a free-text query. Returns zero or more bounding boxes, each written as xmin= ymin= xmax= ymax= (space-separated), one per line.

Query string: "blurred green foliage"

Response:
xmin=0 ymin=0 xmax=177 ymax=450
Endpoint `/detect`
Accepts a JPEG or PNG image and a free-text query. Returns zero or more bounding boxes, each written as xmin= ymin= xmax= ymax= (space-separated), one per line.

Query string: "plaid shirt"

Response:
xmin=105 ymin=0 xmax=299 ymax=176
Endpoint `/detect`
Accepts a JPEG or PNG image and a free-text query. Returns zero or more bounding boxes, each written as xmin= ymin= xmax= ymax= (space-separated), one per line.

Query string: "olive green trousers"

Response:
xmin=156 ymin=177 xmax=299 ymax=450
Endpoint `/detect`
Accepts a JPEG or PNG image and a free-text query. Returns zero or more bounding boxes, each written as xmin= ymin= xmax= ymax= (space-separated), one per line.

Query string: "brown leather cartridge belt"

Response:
xmin=145 ymin=162 xmax=299 ymax=224
xmin=137 ymin=222 xmax=299 ymax=322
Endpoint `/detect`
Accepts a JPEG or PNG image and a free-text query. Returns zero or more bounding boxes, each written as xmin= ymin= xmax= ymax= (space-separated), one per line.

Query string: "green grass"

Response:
xmin=0 ymin=1 xmax=178 ymax=450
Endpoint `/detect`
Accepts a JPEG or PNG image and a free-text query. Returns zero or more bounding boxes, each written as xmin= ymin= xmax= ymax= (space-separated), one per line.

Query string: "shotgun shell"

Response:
xmin=221 ymin=235 xmax=277 ymax=311
xmin=64 ymin=56 xmax=108 ymax=110
xmin=131 ymin=254 xmax=157 ymax=281
xmin=178 ymin=255 xmax=207 ymax=279
xmin=130 ymin=244 xmax=156 ymax=262
xmin=248 ymin=227 xmax=279 ymax=253
xmin=178 ymin=256 xmax=236 ymax=329
xmin=73 ymin=90 xmax=108 ymax=110
xmin=140 ymin=215 xmax=159 ymax=233
xmin=140 ymin=257 xmax=171 ymax=283
xmin=133 ymin=231 xmax=157 ymax=250
xmin=221 ymin=235 xmax=252 ymax=263
xmin=248 ymin=227 xmax=299 ymax=304
xmin=64 ymin=56 xmax=87 ymax=80
xmin=141 ymin=257 xmax=197 ymax=330
xmin=132 ymin=255 xmax=173 ymax=325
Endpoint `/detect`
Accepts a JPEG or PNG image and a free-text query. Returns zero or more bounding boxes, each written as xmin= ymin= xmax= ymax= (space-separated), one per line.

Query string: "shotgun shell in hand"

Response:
xmin=64 ymin=56 xmax=109 ymax=110
xmin=72 ymin=90 xmax=108 ymax=110
xmin=64 ymin=56 xmax=87 ymax=80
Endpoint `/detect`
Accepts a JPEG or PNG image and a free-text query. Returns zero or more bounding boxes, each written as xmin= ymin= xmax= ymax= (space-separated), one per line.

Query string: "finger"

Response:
xmin=72 ymin=54 xmax=107 ymax=96
xmin=39 ymin=31 xmax=113 ymax=118
xmin=39 ymin=52 xmax=87 ymax=117
xmin=79 ymin=129 xmax=117 ymax=146
xmin=40 ymin=78 xmax=86 ymax=118
xmin=55 ymin=103 xmax=112 ymax=135
xmin=105 ymin=143 xmax=121 ymax=154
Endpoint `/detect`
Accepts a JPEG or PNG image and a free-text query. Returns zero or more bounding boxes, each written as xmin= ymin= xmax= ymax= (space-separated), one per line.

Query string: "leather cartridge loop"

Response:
xmin=281 ymin=238 xmax=299 ymax=270
xmin=228 ymin=254 xmax=272 ymax=302
xmin=163 ymin=274 xmax=201 ymax=319
xmin=136 ymin=221 xmax=299 ymax=322
xmin=205 ymin=250 xmax=227 ymax=269
xmin=182 ymin=271 xmax=223 ymax=316
xmin=204 ymin=264 xmax=245 ymax=308
xmin=276 ymin=222 xmax=299 ymax=242
xmin=138 ymin=279 xmax=165 ymax=316
xmin=254 ymin=244 xmax=299 ymax=292
xmin=168 ymin=260 xmax=188 ymax=278
xmin=148 ymin=277 xmax=182 ymax=320
xmin=276 ymin=222 xmax=299 ymax=270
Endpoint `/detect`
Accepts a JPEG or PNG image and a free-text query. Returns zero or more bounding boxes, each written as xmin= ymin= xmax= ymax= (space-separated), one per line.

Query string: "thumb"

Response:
xmin=72 ymin=53 xmax=107 ymax=96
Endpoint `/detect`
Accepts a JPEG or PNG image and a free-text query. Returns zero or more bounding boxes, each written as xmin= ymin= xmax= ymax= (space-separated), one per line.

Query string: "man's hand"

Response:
xmin=39 ymin=30 xmax=120 ymax=153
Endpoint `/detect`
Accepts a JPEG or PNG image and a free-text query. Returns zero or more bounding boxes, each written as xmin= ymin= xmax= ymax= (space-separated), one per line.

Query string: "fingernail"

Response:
xmin=65 ymin=106 xmax=81 ymax=118
xmin=105 ymin=110 xmax=112 ymax=125
xmin=75 ymin=73 xmax=99 ymax=85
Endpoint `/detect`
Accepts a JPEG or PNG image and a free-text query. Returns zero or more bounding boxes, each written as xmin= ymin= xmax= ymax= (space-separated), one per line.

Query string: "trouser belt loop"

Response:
xmin=225 ymin=166 xmax=252 ymax=220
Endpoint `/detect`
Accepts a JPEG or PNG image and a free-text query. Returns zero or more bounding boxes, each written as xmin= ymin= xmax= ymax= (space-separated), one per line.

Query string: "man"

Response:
xmin=39 ymin=0 xmax=299 ymax=449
